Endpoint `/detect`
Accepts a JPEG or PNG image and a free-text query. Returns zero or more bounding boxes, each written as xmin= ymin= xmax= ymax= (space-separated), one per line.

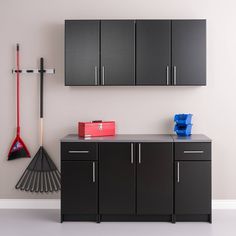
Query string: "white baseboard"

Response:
xmin=0 ymin=199 xmax=60 ymax=209
xmin=0 ymin=199 xmax=236 ymax=210
xmin=212 ymin=200 xmax=236 ymax=209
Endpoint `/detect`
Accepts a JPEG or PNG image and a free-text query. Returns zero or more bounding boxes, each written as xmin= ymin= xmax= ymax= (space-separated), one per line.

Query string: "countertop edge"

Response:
xmin=60 ymin=134 xmax=212 ymax=143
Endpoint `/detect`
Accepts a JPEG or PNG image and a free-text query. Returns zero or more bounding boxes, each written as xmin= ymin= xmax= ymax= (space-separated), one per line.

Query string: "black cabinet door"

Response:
xmin=172 ymin=20 xmax=206 ymax=85
xmin=61 ymin=161 xmax=98 ymax=214
xmin=136 ymin=20 xmax=171 ymax=85
xmin=175 ymin=161 xmax=211 ymax=214
xmin=101 ymin=20 xmax=135 ymax=85
xmin=65 ymin=20 xmax=99 ymax=86
xmin=99 ymin=143 xmax=135 ymax=214
xmin=137 ymin=143 xmax=173 ymax=215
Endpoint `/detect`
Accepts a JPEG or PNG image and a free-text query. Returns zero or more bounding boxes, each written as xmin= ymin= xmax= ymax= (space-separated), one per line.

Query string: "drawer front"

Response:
xmin=61 ymin=142 xmax=97 ymax=160
xmin=175 ymin=142 xmax=211 ymax=161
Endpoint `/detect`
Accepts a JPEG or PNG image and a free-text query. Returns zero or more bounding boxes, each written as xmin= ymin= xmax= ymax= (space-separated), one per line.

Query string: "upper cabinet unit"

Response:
xmin=172 ymin=20 xmax=206 ymax=85
xmin=136 ymin=20 xmax=171 ymax=85
xmin=101 ymin=20 xmax=135 ymax=85
xmin=65 ymin=20 xmax=100 ymax=86
xmin=65 ymin=19 xmax=206 ymax=86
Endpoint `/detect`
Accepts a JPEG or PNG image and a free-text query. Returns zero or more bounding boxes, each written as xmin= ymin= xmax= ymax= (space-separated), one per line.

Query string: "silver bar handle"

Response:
xmin=184 ymin=150 xmax=204 ymax=154
xmin=138 ymin=144 xmax=141 ymax=164
xmin=177 ymin=162 xmax=180 ymax=183
xmin=131 ymin=143 xmax=134 ymax=164
xmin=173 ymin=66 xmax=177 ymax=85
xmin=68 ymin=150 xmax=89 ymax=154
xmin=94 ymin=66 xmax=98 ymax=85
xmin=92 ymin=162 xmax=95 ymax=183
xmin=102 ymin=66 xmax=105 ymax=85
xmin=166 ymin=66 xmax=169 ymax=85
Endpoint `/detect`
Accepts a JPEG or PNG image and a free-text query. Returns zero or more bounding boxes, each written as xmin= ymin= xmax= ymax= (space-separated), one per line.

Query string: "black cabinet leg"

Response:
xmin=96 ymin=215 xmax=101 ymax=223
xmin=61 ymin=214 xmax=64 ymax=223
xmin=208 ymin=214 xmax=212 ymax=223
xmin=171 ymin=214 xmax=176 ymax=223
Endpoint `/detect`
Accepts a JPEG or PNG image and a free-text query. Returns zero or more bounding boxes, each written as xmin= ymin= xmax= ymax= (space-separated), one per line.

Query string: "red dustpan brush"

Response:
xmin=8 ymin=44 xmax=30 ymax=160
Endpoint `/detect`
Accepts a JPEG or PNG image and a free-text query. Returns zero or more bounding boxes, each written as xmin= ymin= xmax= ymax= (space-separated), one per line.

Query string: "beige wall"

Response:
xmin=0 ymin=0 xmax=236 ymax=199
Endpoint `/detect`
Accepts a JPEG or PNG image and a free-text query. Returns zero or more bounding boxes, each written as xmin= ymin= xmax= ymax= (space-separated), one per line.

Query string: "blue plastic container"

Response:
xmin=174 ymin=114 xmax=193 ymax=125
xmin=174 ymin=124 xmax=192 ymax=136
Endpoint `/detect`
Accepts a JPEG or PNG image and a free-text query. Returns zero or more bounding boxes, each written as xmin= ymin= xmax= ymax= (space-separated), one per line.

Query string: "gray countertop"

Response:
xmin=61 ymin=134 xmax=211 ymax=143
xmin=171 ymin=134 xmax=211 ymax=142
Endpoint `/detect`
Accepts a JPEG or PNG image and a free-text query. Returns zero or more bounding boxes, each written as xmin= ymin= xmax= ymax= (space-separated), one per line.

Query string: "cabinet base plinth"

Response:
xmin=61 ymin=214 xmax=212 ymax=223
xmin=176 ymin=214 xmax=211 ymax=223
xmin=62 ymin=214 xmax=173 ymax=222
xmin=62 ymin=214 xmax=98 ymax=222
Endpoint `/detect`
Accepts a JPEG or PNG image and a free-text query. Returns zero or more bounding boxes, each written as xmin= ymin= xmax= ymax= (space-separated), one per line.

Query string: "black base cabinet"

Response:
xmin=99 ymin=143 xmax=135 ymax=215
xmin=174 ymin=142 xmax=212 ymax=223
xmin=137 ymin=143 xmax=173 ymax=215
xmin=61 ymin=134 xmax=211 ymax=223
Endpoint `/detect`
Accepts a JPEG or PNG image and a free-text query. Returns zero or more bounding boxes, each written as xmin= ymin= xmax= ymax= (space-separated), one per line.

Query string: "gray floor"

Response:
xmin=0 ymin=210 xmax=235 ymax=236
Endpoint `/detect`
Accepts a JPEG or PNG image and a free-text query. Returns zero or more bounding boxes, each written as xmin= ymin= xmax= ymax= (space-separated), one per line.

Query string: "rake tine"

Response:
xmin=54 ymin=170 xmax=61 ymax=190
xmin=44 ymin=172 xmax=49 ymax=193
xmin=16 ymin=169 xmax=29 ymax=189
xmin=39 ymin=172 xmax=43 ymax=193
xmin=50 ymin=170 xmax=58 ymax=191
xmin=28 ymin=171 xmax=35 ymax=192
xmin=49 ymin=172 xmax=58 ymax=192
xmin=20 ymin=170 xmax=31 ymax=190
xmin=52 ymin=171 xmax=60 ymax=191
xmin=25 ymin=171 xmax=35 ymax=192
xmin=34 ymin=172 xmax=40 ymax=193
xmin=20 ymin=170 xmax=33 ymax=191
xmin=47 ymin=172 xmax=53 ymax=192
xmin=54 ymin=170 xmax=61 ymax=189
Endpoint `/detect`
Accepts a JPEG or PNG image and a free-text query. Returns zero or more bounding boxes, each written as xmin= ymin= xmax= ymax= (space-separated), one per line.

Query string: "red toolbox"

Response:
xmin=78 ymin=120 xmax=116 ymax=137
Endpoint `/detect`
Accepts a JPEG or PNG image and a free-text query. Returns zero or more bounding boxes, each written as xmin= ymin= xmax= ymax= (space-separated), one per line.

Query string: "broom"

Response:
xmin=8 ymin=44 xmax=31 ymax=160
xmin=15 ymin=58 xmax=61 ymax=193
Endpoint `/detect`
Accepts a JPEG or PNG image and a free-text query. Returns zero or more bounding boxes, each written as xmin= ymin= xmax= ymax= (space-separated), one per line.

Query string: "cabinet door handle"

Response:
xmin=92 ymin=162 xmax=95 ymax=183
xmin=68 ymin=150 xmax=89 ymax=154
xmin=173 ymin=66 xmax=177 ymax=85
xmin=166 ymin=66 xmax=169 ymax=85
xmin=177 ymin=162 xmax=180 ymax=183
xmin=102 ymin=66 xmax=105 ymax=85
xmin=184 ymin=150 xmax=204 ymax=154
xmin=94 ymin=66 xmax=98 ymax=85
xmin=131 ymin=143 xmax=134 ymax=164
xmin=138 ymin=143 xmax=141 ymax=164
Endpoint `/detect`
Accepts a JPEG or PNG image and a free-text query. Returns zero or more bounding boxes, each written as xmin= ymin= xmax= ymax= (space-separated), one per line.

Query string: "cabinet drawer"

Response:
xmin=61 ymin=142 xmax=97 ymax=160
xmin=175 ymin=142 xmax=211 ymax=161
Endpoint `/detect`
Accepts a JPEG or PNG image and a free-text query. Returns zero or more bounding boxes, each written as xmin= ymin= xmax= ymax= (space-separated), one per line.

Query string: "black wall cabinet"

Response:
xmin=65 ymin=19 xmax=206 ymax=86
xmin=101 ymin=21 xmax=135 ymax=85
xmin=172 ymin=20 xmax=206 ymax=85
xmin=136 ymin=20 xmax=171 ymax=85
xmin=65 ymin=20 xmax=99 ymax=86
xmin=137 ymin=143 xmax=173 ymax=214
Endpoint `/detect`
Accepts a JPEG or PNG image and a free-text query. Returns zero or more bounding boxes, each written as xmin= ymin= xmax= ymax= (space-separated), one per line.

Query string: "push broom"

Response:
xmin=15 ymin=58 xmax=61 ymax=193
xmin=8 ymin=44 xmax=31 ymax=160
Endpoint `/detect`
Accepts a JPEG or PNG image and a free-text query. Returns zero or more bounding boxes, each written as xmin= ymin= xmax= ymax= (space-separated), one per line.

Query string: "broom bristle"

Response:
xmin=8 ymin=137 xmax=30 ymax=161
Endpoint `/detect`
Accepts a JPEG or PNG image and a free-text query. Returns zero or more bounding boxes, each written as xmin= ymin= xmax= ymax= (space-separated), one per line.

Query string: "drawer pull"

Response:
xmin=177 ymin=162 xmax=180 ymax=183
xmin=131 ymin=143 xmax=134 ymax=164
xmin=92 ymin=162 xmax=95 ymax=183
xmin=68 ymin=150 xmax=90 ymax=154
xmin=184 ymin=150 xmax=204 ymax=154
xmin=138 ymin=144 xmax=141 ymax=164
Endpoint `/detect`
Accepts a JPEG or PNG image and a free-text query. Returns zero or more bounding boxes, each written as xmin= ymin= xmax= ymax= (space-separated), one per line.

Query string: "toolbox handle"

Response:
xmin=92 ymin=120 xmax=103 ymax=123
